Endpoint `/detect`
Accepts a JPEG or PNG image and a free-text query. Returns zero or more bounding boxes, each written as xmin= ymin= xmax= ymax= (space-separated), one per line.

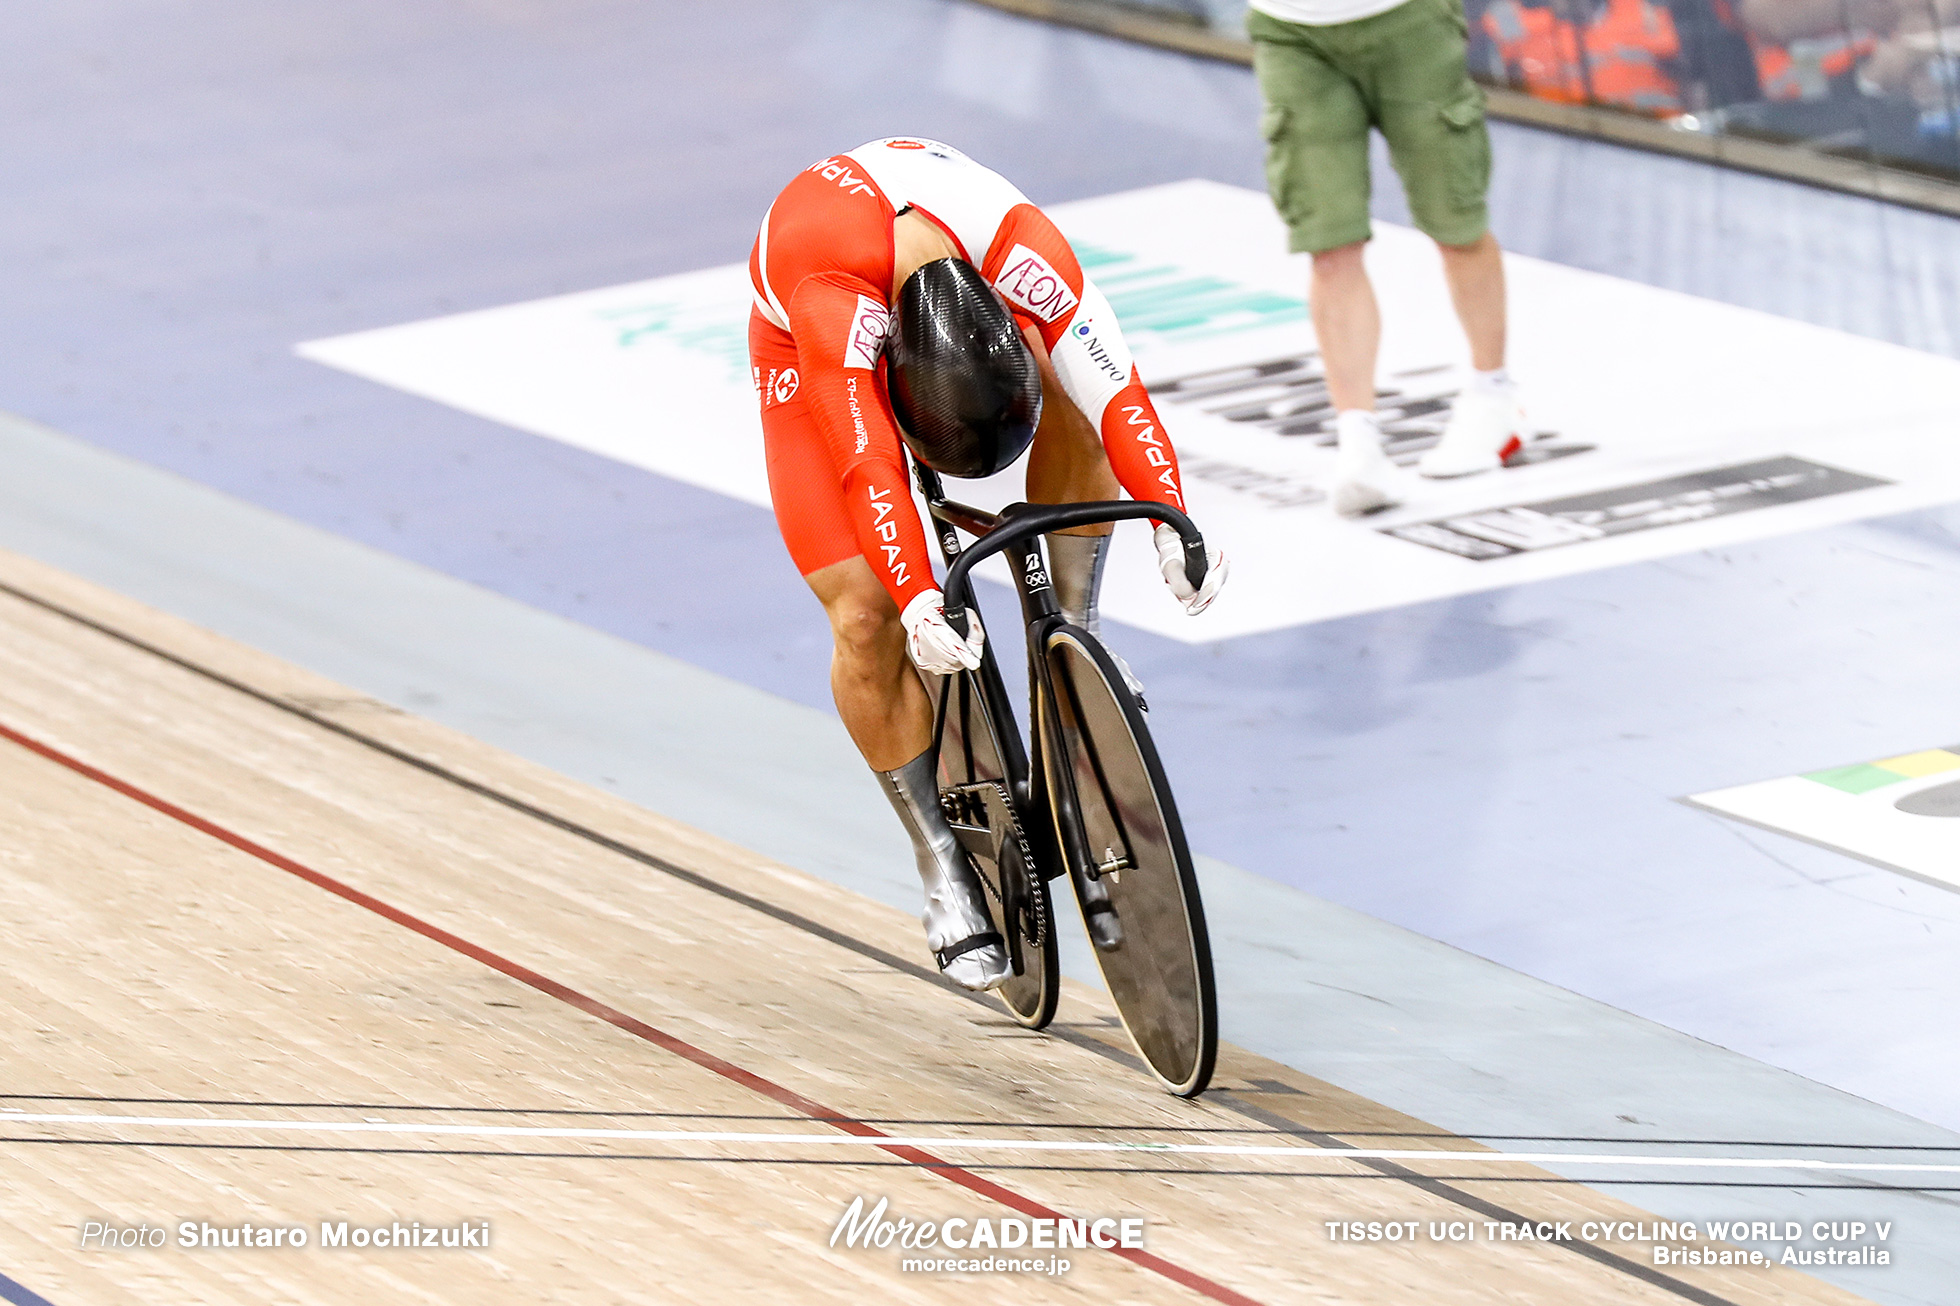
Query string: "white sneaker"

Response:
xmin=1420 ymin=385 xmax=1526 ymax=478
xmin=1330 ymin=410 xmax=1404 ymax=516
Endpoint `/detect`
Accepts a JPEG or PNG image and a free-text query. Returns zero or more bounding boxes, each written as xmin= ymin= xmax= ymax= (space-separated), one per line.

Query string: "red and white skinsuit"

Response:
xmin=747 ymin=137 xmax=1189 ymax=610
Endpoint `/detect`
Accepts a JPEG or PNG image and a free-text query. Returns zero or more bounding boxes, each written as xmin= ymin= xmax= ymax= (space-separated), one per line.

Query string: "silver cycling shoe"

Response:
xmin=877 ymin=751 xmax=1010 ymax=991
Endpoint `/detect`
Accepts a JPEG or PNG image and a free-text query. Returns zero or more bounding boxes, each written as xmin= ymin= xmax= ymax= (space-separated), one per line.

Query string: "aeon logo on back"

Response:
xmin=992 ymin=246 xmax=1079 ymax=324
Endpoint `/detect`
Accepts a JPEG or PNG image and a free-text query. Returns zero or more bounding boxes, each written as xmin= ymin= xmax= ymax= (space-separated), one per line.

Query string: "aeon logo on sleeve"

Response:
xmin=992 ymin=246 xmax=1079 ymax=324
xmin=843 ymin=295 xmax=892 ymax=370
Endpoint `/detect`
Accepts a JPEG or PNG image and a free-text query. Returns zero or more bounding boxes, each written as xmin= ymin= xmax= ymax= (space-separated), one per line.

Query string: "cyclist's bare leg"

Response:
xmin=1021 ymin=328 xmax=1142 ymax=693
xmin=805 ymin=555 xmax=1010 ymax=990
xmin=1023 ymin=327 xmax=1118 ymax=537
xmin=806 ymin=556 xmax=931 ymax=770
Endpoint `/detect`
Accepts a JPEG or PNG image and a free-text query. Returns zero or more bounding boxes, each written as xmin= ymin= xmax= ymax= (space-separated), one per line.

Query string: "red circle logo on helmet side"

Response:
xmin=886 ymin=139 xmax=926 ymax=149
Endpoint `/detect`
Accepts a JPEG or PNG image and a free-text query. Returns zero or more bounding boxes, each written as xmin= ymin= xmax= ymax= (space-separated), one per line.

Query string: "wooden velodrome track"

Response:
xmin=0 ymin=545 xmax=1872 ymax=1306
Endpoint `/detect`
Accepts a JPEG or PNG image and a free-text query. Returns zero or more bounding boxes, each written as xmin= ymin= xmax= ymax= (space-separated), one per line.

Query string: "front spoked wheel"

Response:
xmin=1039 ymin=626 xmax=1217 ymax=1096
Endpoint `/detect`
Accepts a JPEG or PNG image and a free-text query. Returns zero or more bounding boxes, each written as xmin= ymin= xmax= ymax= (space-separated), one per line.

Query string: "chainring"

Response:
xmin=942 ymin=780 xmax=1046 ymax=950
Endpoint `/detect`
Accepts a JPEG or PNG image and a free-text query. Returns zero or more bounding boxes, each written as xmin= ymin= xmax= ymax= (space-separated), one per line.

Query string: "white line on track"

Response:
xmin=3 ymin=1111 xmax=1956 ymax=1175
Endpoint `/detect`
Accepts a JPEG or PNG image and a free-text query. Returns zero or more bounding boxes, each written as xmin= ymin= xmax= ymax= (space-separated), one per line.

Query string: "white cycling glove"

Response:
xmin=900 ymin=589 xmax=985 ymax=675
xmin=1154 ymin=523 xmax=1229 ymax=616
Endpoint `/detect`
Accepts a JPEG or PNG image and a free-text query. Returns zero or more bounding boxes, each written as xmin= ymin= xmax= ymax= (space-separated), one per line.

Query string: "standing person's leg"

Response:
xmin=1249 ymin=9 xmax=1404 ymax=516
xmin=1374 ymin=0 xmax=1526 ymax=477
xmin=1310 ymin=241 xmax=1381 ymax=417
xmin=1425 ymin=225 xmax=1524 ymax=475
xmin=1315 ymin=241 xmax=1404 ymax=515
xmin=1438 ymin=229 xmax=1506 ymax=372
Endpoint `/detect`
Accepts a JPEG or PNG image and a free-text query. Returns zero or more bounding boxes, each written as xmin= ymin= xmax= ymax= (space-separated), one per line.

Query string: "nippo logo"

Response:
xmin=843 ymin=295 xmax=892 ymax=370
xmin=992 ymin=245 xmax=1079 ymax=324
xmin=773 ymin=368 xmax=800 ymax=404
xmin=1069 ymin=318 xmax=1127 ymax=384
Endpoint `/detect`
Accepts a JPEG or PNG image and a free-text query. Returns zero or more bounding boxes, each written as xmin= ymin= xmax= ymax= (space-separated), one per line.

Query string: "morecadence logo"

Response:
xmin=828 ymin=1195 xmax=1141 ymax=1275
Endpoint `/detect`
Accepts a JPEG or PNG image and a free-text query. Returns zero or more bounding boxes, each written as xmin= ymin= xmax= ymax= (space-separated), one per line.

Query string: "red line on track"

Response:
xmin=0 ymin=718 xmax=1262 ymax=1306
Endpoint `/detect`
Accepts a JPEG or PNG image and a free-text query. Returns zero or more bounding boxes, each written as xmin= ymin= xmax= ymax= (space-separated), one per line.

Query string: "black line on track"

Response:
xmin=1 ymin=578 xmax=1762 ymax=1306
xmin=0 ymin=580 xmax=967 ymax=998
xmin=1212 ymin=1091 xmax=1749 ymax=1304
xmin=5 ymin=1137 xmax=1957 ymax=1191
xmin=5 ymin=1095 xmax=1951 ymax=1151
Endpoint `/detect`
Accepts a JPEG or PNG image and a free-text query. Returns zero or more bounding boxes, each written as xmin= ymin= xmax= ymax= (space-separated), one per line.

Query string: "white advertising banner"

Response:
xmin=1688 ymin=748 xmax=1960 ymax=894
xmin=299 ymin=180 xmax=1960 ymax=641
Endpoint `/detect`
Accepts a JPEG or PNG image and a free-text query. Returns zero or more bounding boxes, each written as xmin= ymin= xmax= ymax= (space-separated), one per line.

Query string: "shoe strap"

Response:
xmin=934 ymin=931 xmax=1005 ymax=969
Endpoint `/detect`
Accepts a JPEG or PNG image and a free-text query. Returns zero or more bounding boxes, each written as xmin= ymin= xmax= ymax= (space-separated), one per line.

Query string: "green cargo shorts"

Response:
xmin=1249 ymin=0 xmax=1491 ymax=253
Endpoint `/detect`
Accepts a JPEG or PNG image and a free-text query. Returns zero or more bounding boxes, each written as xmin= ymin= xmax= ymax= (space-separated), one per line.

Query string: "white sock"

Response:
xmin=1334 ymin=409 xmax=1381 ymax=445
xmin=1470 ymin=367 xmax=1513 ymax=395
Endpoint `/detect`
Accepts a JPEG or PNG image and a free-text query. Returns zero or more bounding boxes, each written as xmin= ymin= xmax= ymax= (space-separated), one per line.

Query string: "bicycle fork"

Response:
xmin=1007 ymin=536 xmax=1126 ymax=953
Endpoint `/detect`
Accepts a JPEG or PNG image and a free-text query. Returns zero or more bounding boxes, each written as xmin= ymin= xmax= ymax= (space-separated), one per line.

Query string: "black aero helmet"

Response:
xmin=887 ymin=257 xmax=1041 ymax=478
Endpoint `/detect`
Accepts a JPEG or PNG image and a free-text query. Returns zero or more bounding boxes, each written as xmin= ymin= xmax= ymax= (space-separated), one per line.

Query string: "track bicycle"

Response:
xmin=915 ymin=458 xmax=1218 ymax=1097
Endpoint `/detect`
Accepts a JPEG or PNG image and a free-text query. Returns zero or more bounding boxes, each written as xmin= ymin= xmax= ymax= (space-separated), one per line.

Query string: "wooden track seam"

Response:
xmin=0 ymin=576 xmax=1742 ymax=1306
xmin=0 ymin=713 xmax=1265 ymax=1306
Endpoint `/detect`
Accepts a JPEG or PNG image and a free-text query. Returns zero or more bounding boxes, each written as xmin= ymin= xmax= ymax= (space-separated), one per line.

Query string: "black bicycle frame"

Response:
xmin=933 ymin=489 xmax=1208 ymax=636
xmin=913 ymin=460 xmax=1208 ymax=888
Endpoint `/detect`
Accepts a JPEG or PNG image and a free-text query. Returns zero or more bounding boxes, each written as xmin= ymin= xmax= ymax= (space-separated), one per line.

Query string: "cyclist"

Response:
xmin=747 ymin=137 xmax=1228 ymax=991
